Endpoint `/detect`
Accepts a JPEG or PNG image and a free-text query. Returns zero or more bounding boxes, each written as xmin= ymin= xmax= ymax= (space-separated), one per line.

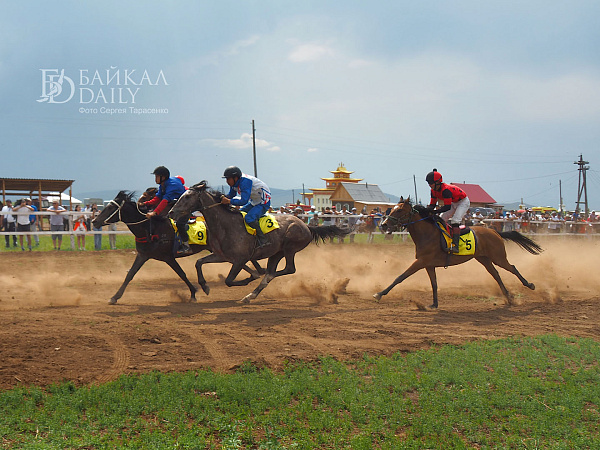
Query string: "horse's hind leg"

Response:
xmin=241 ymin=253 xmax=285 ymax=303
xmin=165 ymin=257 xmax=198 ymax=302
xmin=475 ymin=256 xmax=513 ymax=304
xmin=491 ymin=256 xmax=535 ymax=290
xmin=109 ymin=253 xmax=149 ymax=304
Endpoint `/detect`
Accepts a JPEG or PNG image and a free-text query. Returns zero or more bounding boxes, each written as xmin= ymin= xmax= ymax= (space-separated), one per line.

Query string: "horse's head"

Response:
xmin=138 ymin=187 xmax=158 ymax=204
xmin=169 ymin=181 xmax=214 ymax=221
xmin=380 ymin=196 xmax=415 ymax=233
xmin=92 ymin=191 xmax=135 ymax=227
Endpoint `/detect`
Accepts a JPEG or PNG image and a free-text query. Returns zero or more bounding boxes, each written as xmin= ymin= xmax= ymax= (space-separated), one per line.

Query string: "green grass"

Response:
xmin=2 ymin=335 xmax=599 ymax=449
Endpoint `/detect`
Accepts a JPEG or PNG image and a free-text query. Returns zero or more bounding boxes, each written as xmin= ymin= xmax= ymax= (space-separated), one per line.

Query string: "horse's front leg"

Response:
xmin=109 ymin=253 xmax=149 ymax=304
xmin=224 ymin=261 xmax=260 ymax=287
xmin=425 ymin=266 xmax=438 ymax=308
xmin=165 ymin=257 xmax=198 ymax=302
xmin=373 ymin=260 xmax=425 ymax=302
xmin=195 ymin=253 xmax=230 ymax=295
xmin=251 ymin=259 xmax=265 ymax=275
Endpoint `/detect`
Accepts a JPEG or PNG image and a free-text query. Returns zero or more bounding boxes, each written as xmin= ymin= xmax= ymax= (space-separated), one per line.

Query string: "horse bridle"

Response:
xmin=187 ymin=185 xmax=222 ymax=212
xmin=101 ymin=199 xmax=149 ymax=226
xmin=382 ymin=205 xmax=427 ymax=231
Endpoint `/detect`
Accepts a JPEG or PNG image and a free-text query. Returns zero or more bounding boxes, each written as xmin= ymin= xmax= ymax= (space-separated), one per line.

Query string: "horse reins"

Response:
xmin=102 ymin=199 xmax=150 ymax=226
xmin=383 ymin=206 xmax=429 ymax=231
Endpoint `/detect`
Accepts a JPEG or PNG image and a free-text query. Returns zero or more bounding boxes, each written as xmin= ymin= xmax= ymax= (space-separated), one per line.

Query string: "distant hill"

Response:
xmin=77 ymin=188 xmax=401 ymax=207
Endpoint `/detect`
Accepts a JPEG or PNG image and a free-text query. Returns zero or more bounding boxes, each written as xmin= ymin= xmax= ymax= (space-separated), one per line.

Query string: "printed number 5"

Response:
xmin=465 ymin=239 xmax=472 ymax=250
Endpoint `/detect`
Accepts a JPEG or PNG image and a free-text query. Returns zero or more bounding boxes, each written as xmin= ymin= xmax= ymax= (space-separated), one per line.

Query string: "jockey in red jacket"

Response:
xmin=143 ymin=166 xmax=190 ymax=255
xmin=426 ymin=169 xmax=471 ymax=253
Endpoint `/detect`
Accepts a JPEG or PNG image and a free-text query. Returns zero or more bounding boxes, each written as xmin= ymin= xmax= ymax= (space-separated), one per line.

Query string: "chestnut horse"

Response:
xmin=373 ymin=197 xmax=542 ymax=308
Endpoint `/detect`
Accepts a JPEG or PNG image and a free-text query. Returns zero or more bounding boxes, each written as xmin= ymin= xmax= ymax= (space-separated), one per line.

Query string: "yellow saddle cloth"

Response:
xmin=438 ymin=224 xmax=476 ymax=255
xmin=240 ymin=212 xmax=280 ymax=235
xmin=170 ymin=217 xmax=208 ymax=245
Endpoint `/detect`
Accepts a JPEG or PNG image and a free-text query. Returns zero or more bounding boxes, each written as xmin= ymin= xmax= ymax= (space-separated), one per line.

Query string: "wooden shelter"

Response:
xmin=1 ymin=178 xmax=75 ymax=209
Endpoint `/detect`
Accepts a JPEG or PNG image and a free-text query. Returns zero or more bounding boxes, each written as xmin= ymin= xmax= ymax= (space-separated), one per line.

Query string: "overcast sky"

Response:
xmin=1 ymin=1 xmax=599 ymax=209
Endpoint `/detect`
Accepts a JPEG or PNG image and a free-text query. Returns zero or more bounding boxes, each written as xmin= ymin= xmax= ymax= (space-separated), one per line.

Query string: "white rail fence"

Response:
xmin=1 ymin=212 xmax=599 ymax=249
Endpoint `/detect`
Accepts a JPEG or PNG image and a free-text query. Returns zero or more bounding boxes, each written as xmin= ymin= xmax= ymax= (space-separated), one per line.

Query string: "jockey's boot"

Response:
xmin=176 ymin=239 xmax=191 ymax=256
xmin=450 ymin=225 xmax=461 ymax=254
xmin=249 ymin=221 xmax=270 ymax=249
xmin=176 ymin=222 xmax=191 ymax=255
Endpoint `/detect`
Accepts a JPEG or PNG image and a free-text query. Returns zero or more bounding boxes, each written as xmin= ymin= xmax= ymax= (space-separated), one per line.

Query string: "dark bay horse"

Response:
xmin=169 ymin=181 xmax=351 ymax=303
xmin=373 ymin=197 xmax=542 ymax=308
xmin=92 ymin=191 xmax=263 ymax=305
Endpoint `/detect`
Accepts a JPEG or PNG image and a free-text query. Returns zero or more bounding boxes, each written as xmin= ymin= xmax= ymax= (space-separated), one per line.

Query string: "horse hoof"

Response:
xmin=528 ymin=283 xmax=535 ymax=290
xmin=108 ymin=298 xmax=118 ymax=305
xmin=373 ymin=293 xmax=382 ymax=302
xmin=190 ymin=297 xmax=197 ymax=303
xmin=201 ymin=285 xmax=210 ymax=295
xmin=240 ymin=295 xmax=252 ymax=304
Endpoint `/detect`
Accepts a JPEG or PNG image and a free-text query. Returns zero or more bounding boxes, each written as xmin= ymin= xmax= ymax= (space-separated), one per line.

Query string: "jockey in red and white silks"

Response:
xmin=426 ymin=169 xmax=470 ymax=226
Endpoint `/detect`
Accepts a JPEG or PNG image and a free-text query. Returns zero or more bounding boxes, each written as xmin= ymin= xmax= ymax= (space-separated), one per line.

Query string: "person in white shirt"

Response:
xmin=1 ymin=200 xmax=17 ymax=248
xmin=47 ymin=200 xmax=67 ymax=250
xmin=13 ymin=198 xmax=34 ymax=251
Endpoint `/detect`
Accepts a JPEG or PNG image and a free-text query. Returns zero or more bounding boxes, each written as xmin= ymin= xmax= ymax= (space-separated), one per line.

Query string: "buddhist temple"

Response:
xmin=303 ymin=163 xmax=363 ymax=210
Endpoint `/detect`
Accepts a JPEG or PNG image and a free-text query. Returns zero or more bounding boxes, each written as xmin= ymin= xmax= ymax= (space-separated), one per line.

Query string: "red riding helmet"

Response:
xmin=425 ymin=169 xmax=443 ymax=184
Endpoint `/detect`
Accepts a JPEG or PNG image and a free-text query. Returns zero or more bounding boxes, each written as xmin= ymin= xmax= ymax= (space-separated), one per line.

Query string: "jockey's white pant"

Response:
xmin=441 ymin=197 xmax=471 ymax=226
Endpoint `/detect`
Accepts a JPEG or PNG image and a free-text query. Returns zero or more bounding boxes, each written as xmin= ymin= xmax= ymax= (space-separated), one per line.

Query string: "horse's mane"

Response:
xmin=190 ymin=181 xmax=239 ymax=215
xmin=116 ymin=190 xmax=137 ymax=203
xmin=413 ymin=204 xmax=432 ymax=218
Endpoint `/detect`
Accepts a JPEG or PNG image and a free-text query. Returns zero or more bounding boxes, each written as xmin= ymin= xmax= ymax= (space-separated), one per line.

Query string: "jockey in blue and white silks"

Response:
xmin=221 ymin=166 xmax=272 ymax=248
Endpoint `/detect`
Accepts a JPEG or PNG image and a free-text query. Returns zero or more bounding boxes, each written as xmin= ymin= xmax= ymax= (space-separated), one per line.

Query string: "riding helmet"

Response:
xmin=223 ymin=166 xmax=242 ymax=179
xmin=152 ymin=166 xmax=170 ymax=178
xmin=425 ymin=169 xmax=443 ymax=184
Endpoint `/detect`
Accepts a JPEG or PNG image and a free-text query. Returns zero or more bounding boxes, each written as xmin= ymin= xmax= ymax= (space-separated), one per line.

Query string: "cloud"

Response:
xmin=203 ymin=133 xmax=280 ymax=152
xmin=288 ymin=42 xmax=334 ymax=63
xmin=307 ymin=147 xmax=319 ymax=152
xmin=500 ymin=73 xmax=600 ymax=122
xmin=225 ymin=35 xmax=260 ymax=56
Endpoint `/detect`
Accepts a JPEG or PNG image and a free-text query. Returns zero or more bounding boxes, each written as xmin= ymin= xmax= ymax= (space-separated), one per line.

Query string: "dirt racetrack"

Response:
xmin=1 ymin=238 xmax=599 ymax=390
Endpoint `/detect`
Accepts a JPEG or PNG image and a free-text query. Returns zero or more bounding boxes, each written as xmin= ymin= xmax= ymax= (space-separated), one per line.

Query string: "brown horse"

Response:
xmin=373 ymin=197 xmax=542 ymax=308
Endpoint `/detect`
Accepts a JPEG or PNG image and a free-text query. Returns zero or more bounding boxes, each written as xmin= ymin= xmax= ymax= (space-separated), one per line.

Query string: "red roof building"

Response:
xmin=452 ymin=183 xmax=496 ymax=206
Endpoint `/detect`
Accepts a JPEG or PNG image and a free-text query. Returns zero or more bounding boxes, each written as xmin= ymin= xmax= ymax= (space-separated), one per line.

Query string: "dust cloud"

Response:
xmin=0 ymin=238 xmax=598 ymax=310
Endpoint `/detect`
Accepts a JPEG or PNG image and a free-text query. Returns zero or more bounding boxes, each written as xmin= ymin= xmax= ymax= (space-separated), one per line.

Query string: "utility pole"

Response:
xmin=559 ymin=180 xmax=564 ymax=213
xmin=251 ymin=120 xmax=258 ymax=177
xmin=413 ymin=175 xmax=418 ymax=204
xmin=574 ymin=154 xmax=589 ymax=218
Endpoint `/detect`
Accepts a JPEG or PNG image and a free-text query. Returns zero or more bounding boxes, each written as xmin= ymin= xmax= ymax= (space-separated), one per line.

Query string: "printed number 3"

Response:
xmin=266 ymin=219 xmax=273 ymax=228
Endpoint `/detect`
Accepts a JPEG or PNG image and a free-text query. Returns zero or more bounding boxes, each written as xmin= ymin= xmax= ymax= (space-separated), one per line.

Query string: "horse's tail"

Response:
xmin=309 ymin=225 xmax=351 ymax=245
xmin=499 ymin=231 xmax=543 ymax=255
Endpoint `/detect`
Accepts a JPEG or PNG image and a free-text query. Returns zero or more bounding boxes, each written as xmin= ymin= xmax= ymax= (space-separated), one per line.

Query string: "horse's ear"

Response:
xmin=399 ymin=196 xmax=404 ymax=203
xmin=191 ymin=181 xmax=207 ymax=190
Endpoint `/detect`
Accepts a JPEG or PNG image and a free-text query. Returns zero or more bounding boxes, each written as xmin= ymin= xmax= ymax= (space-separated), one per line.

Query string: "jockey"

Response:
xmin=426 ymin=169 xmax=471 ymax=253
xmin=143 ymin=166 xmax=190 ymax=255
xmin=220 ymin=166 xmax=272 ymax=248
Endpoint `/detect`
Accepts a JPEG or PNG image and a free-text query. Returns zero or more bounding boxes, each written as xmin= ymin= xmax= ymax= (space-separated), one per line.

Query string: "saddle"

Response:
xmin=433 ymin=217 xmax=476 ymax=255
xmin=170 ymin=217 xmax=207 ymax=245
xmin=240 ymin=212 xmax=280 ymax=235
